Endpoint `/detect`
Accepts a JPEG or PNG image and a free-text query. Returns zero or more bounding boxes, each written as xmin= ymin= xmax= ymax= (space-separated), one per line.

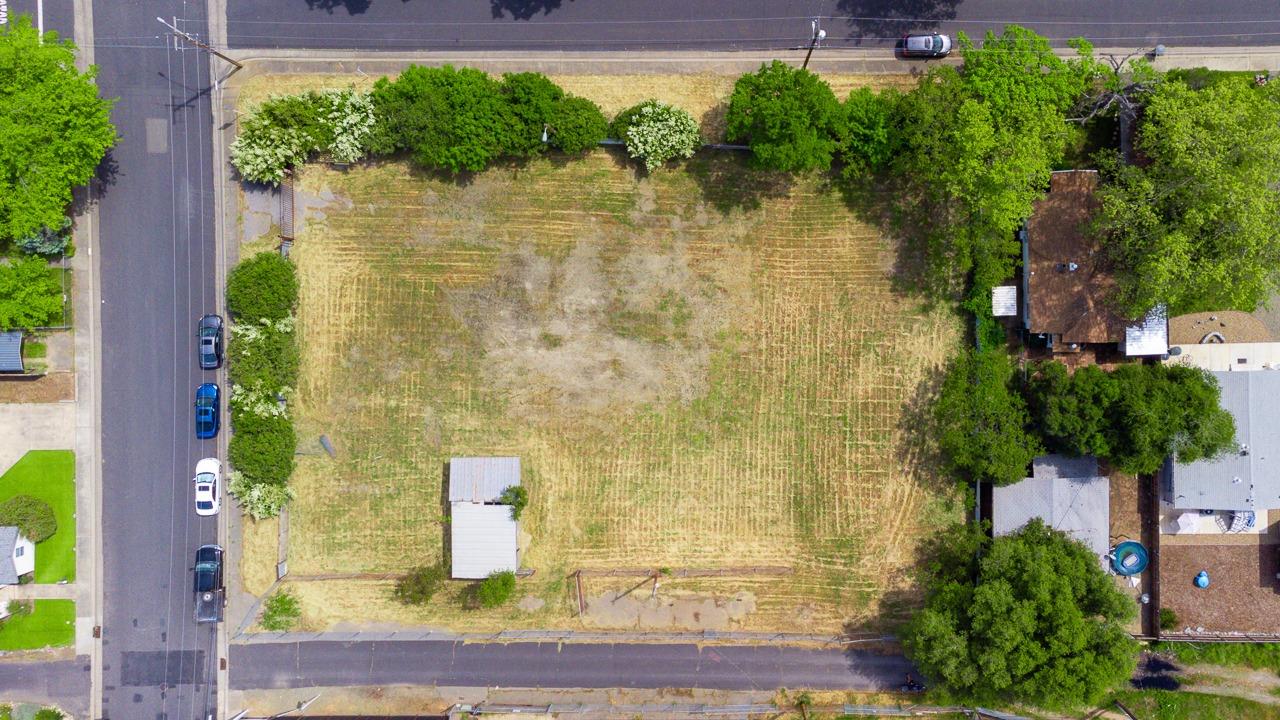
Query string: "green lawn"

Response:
xmin=1110 ymin=690 xmax=1280 ymax=720
xmin=1154 ymin=641 xmax=1280 ymax=674
xmin=0 ymin=451 xmax=75 ymax=583
xmin=0 ymin=600 xmax=74 ymax=650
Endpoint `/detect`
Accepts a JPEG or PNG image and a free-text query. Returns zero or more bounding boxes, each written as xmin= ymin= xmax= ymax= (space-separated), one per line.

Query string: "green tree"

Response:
xmin=393 ymin=565 xmax=447 ymax=605
xmin=841 ymin=87 xmax=898 ymax=175
xmin=370 ymin=65 xmax=516 ymax=173
xmin=0 ymin=255 xmax=63 ymax=330
xmin=1025 ymin=361 xmax=1236 ymax=474
xmin=226 ymin=252 xmax=298 ymax=323
xmin=1094 ymin=78 xmax=1280 ymax=315
xmin=0 ymin=495 xmax=56 ymax=543
xmin=904 ymin=520 xmax=1138 ymax=709
xmin=227 ymin=317 xmax=299 ymax=393
xmin=0 ymin=16 xmax=116 ymax=242
xmin=475 ymin=570 xmax=516 ymax=608
xmin=228 ymin=412 xmax=296 ymax=485
xmin=500 ymin=72 xmax=564 ymax=158
xmin=934 ymin=349 xmax=1042 ymax=486
xmin=498 ymin=485 xmax=528 ymax=520
xmin=888 ymin=26 xmax=1095 ymax=296
xmin=726 ymin=60 xmax=846 ymax=172
xmin=610 ymin=100 xmax=701 ymax=171
xmin=18 ymin=217 xmax=73 ymax=256
xmin=546 ymin=96 xmax=608 ymax=154
xmin=227 ymin=472 xmax=294 ymax=520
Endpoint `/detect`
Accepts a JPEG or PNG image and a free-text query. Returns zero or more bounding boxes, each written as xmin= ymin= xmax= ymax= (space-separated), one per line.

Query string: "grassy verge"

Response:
xmin=23 ymin=341 xmax=47 ymax=359
xmin=0 ymin=451 xmax=76 ymax=583
xmin=1109 ymin=689 xmax=1280 ymax=720
xmin=0 ymin=600 xmax=75 ymax=650
xmin=1155 ymin=641 xmax=1280 ymax=674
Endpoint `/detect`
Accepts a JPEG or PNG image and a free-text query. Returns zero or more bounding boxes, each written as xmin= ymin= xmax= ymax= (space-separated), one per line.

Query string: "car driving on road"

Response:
xmin=194 ymin=383 xmax=220 ymax=439
xmin=193 ymin=457 xmax=221 ymax=517
xmin=193 ymin=544 xmax=225 ymax=624
xmin=900 ymin=33 xmax=952 ymax=58
xmin=198 ymin=314 xmax=224 ymax=370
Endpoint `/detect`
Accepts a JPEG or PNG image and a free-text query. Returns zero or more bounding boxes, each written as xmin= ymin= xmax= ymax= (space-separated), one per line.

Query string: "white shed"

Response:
xmin=449 ymin=457 xmax=521 ymax=579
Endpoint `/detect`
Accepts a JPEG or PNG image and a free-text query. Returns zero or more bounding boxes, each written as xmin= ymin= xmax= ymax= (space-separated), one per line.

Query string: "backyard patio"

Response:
xmin=1160 ymin=542 xmax=1280 ymax=636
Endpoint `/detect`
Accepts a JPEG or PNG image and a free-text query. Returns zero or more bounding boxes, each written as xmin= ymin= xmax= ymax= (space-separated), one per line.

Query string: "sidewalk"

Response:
xmin=219 ymin=45 xmax=1280 ymax=80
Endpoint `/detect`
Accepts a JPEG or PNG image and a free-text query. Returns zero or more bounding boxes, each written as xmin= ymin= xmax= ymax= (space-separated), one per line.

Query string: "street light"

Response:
xmin=802 ymin=19 xmax=826 ymax=70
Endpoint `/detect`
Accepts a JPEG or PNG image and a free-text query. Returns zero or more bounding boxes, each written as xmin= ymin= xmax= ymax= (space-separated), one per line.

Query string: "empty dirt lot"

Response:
xmin=237 ymin=73 xmax=962 ymax=634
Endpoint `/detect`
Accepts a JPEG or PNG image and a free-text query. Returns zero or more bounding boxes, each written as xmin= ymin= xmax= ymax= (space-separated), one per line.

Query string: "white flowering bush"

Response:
xmin=231 ymin=382 xmax=291 ymax=419
xmin=611 ymin=100 xmax=701 ymax=171
xmin=325 ymin=89 xmax=375 ymax=164
xmin=227 ymin=470 xmax=296 ymax=520
xmin=230 ymin=89 xmax=374 ymax=185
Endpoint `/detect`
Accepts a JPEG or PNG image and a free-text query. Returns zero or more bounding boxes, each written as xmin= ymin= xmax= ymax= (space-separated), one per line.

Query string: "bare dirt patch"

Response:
xmin=0 ymin=374 xmax=74 ymax=403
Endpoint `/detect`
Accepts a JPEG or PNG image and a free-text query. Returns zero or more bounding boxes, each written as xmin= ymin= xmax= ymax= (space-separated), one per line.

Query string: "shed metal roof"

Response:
xmin=992 ymin=455 xmax=1110 ymax=558
xmin=1169 ymin=370 xmax=1280 ymax=511
xmin=448 ymin=457 xmax=520 ymax=503
xmin=0 ymin=527 xmax=19 ymax=585
xmin=0 ymin=332 xmax=22 ymax=373
xmin=450 ymin=502 xmax=518 ymax=579
xmin=1124 ymin=305 xmax=1169 ymax=357
xmin=992 ymin=286 xmax=1017 ymax=318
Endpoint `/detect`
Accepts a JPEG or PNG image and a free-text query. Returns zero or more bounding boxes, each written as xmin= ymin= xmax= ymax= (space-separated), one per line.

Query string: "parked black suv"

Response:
xmin=198 ymin=314 xmax=224 ymax=370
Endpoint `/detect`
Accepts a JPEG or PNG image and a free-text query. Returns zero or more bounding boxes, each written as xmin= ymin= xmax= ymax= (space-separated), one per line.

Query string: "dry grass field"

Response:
xmin=236 ymin=73 xmax=962 ymax=634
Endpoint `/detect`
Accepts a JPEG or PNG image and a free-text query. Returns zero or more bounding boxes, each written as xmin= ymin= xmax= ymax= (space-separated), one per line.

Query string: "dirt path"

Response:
xmin=1178 ymin=663 xmax=1280 ymax=706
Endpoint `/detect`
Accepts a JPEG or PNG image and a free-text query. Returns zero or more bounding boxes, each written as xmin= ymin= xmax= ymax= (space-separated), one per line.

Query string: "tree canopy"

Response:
xmin=904 ymin=520 xmax=1138 ymax=709
xmin=888 ymin=26 xmax=1095 ymax=296
xmin=726 ymin=60 xmax=846 ymax=172
xmin=1094 ymin=77 xmax=1280 ymax=315
xmin=0 ymin=15 xmax=116 ymax=241
xmin=1026 ymin=361 xmax=1236 ymax=474
xmin=0 ymin=255 xmax=63 ymax=330
xmin=934 ymin=349 xmax=1042 ymax=486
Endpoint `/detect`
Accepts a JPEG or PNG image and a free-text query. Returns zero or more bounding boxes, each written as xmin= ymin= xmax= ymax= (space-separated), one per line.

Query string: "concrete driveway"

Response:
xmin=0 ymin=404 xmax=75 ymax=474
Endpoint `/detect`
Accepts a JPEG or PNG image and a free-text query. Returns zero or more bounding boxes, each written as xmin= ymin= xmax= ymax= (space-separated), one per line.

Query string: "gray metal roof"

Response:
xmin=1169 ymin=370 xmax=1280 ymax=511
xmin=0 ymin=332 xmax=22 ymax=373
xmin=450 ymin=502 xmax=518 ymax=579
xmin=1124 ymin=305 xmax=1169 ymax=357
xmin=993 ymin=456 xmax=1110 ymax=558
xmin=0 ymin=527 xmax=19 ymax=585
xmin=448 ymin=457 xmax=520 ymax=503
xmin=1032 ymin=454 xmax=1099 ymax=480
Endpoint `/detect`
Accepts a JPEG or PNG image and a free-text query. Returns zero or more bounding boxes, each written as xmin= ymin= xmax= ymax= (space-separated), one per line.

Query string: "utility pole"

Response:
xmin=156 ymin=16 xmax=243 ymax=70
xmin=802 ymin=18 xmax=826 ymax=70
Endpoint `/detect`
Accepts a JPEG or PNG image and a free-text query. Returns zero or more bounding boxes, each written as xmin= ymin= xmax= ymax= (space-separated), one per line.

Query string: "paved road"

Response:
xmin=3 ymin=0 xmax=73 ymax=38
xmin=226 ymin=0 xmax=1280 ymax=50
xmin=232 ymin=641 xmax=914 ymax=691
xmin=0 ymin=658 xmax=90 ymax=718
xmin=94 ymin=1 xmax=220 ymax=718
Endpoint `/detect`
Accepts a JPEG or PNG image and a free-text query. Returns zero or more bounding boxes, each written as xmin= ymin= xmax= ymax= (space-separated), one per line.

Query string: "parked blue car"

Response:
xmin=194 ymin=383 xmax=220 ymax=439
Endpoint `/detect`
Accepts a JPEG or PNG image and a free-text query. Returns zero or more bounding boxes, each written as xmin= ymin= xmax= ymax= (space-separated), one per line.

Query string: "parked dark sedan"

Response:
xmin=901 ymin=33 xmax=952 ymax=58
xmin=194 ymin=383 xmax=220 ymax=439
xmin=198 ymin=314 xmax=224 ymax=370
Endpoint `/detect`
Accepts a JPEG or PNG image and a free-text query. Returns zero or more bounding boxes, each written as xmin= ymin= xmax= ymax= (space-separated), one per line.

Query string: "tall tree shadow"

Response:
xmin=305 ymin=0 xmax=373 ymax=14
xmin=686 ymin=153 xmax=793 ymax=214
xmin=835 ymin=0 xmax=962 ymax=46
xmin=491 ymin=0 xmax=569 ymax=20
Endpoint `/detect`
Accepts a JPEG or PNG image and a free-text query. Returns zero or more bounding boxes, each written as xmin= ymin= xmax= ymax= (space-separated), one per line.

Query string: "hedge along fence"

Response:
xmin=225 ymin=252 xmax=300 ymax=519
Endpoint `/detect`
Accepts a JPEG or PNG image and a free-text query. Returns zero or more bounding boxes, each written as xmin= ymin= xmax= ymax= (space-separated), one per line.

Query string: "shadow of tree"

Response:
xmin=834 ymin=0 xmax=962 ymax=46
xmin=304 ymin=0 xmax=373 ymax=13
xmin=491 ymin=0 xmax=569 ymax=20
xmin=698 ymin=102 xmax=729 ymax=142
xmin=835 ymin=171 xmax=959 ymax=301
xmin=685 ymin=153 xmax=793 ymax=214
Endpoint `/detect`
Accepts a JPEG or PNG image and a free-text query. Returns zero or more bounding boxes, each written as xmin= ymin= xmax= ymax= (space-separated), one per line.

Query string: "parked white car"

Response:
xmin=193 ymin=457 xmax=221 ymax=517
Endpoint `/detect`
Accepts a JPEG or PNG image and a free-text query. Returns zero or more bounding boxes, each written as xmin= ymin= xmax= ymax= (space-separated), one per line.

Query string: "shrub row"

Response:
xmin=225 ymin=252 xmax=300 ymax=519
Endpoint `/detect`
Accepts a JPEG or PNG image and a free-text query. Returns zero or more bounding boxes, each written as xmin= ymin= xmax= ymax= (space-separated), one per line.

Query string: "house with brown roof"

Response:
xmin=1021 ymin=170 xmax=1167 ymax=357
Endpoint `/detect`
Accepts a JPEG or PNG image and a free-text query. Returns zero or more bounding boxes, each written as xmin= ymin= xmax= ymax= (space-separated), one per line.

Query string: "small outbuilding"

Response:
xmin=0 ymin=332 xmax=23 ymax=374
xmin=992 ymin=455 xmax=1110 ymax=559
xmin=449 ymin=457 xmax=521 ymax=580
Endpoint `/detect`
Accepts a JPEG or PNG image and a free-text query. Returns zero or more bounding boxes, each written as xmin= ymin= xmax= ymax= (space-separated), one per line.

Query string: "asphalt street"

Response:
xmin=232 ymin=641 xmax=915 ymax=691
xmin=94 ymin=1 xmax=220 ymax=718
xmin=0 ymin=659 xmax=90 ymax=718
xmin=4 ymin=0 xmax=72 ymax=38
xmin=225 ymin=0 xmax=1280 ymax=50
